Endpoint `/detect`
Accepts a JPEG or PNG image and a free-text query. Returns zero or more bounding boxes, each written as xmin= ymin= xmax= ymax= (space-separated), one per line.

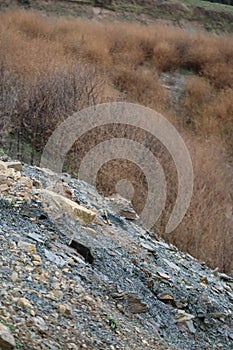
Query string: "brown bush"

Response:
xmin=167 ymin=139 xmax=233 ymax=274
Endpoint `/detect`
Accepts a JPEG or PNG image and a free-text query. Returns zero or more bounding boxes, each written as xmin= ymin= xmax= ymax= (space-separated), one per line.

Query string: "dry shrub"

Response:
xmin=111 ymin=65 xmax=171 ymax=112
xmin=205 ymin=88 xmax=233 ymax=155
xmin=181 ymin=76 xmax=233 ymax=156
xmin=151 ymin=26 xmax=188 ymax=71
xmin=182 ymin=35 xmax=221 ymax=72
xmin=153 ymin=41 xmax=181 ymax=71
xmin=166 ymin=139 xmax=233 ymax=274
xmin=1 ymin=10 xmax=53 ymax=39
xmin=54 ymin=19 xmax=112 ymax=66
xmin=180 ymin=76 xmax=215 ymax=130
xmin=203 ymin=62 xmax=233 ymax=89
xmin=0 ymin=65 xmax=105 ymax=163
xmin=107 ymin=23 xmax=165 ymax=67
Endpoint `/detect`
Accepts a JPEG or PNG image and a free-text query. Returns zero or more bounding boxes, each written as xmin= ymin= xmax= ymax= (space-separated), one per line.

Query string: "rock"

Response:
xmin=127 ymin=295 xmax=149 ymax=314
xmin=157 ymin=292 xmax=174 ymax=303
xmin=46 ymin=182 xmax=74 ymax=200
xmin=156 ymin=269 xmax=171 ymax=281
xmin=26 ymin=232 xmax=45 ymax=243
xmin=0 ymin=323 xmax=16 ymax=350
xmin=17 ymin=297 xmax=33 ymax=309
xmin=44 ymin=249 xmax=66 ymax=267
xmin=41 ymin=189 xmax=96 ymax=224
xmin=11 ymin=271 xmax=19 ymax=282
xmin=1 ymin=160 xmax=233 ymax=350
xmin=140 ymin=241 xmax=157 ymax=253
xmin=67 ymin=343 xmax=79 ymax=350
xmin=0 ymin=184 xmax=9 ymax=192
xmin=108 ymin=196 xmax=137 ymax=220
xmin=175 ymin=310 xmax=195 ymax=323
xmin=0 ymin=161 xmax=7 ymax=171
xmin=5 ymin=161 xmax=23 ymax=172
xmin=18 ymin=240 xmax=37 ymax=253
xmin=33 ymin=316 xmax=48 ymax=333
xmin=31 ymin=254 xmax=42 ymax=264
xmin=58 ymin=304 xmax=72 ymax=316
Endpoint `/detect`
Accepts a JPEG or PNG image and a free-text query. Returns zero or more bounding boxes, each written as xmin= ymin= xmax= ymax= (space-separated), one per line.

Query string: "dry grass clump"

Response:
xmin=0 ymin=10 xmax=233 ymax=274
xmin=111 ymin=65 xmax=171 ymax=112
xmin=167 ymin=139 xmax=233 ymax=274
xmin=181 ymin=76 xmax=233 ymax=157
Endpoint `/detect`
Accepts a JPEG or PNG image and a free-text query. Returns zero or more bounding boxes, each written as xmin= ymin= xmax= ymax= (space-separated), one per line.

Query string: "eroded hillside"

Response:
xmin=0 ymin=157 xmax=233 ymax=349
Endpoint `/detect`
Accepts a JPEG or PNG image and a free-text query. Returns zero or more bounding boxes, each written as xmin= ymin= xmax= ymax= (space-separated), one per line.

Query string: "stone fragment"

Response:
xmin=44 ymin=249 xmax=66 ymax=266
xmin=17 ymin=297 xmax=33 ymax=309
xmin=33 ymin=316 xmax=48 ymax=332
xmin=108 ymin=195 xmax=137 ymax=220
xmin=5 ymin=161 xmax=23 ymax=172
xmin=58 ymin=304 xmax=72 ymax=316
xmin=31 ymin=254 xmax=42 ymax=263
xmin=140 ymin=242 xmax=157 ymax=253
xmin=26 ymin=232 xmax=45 ymax=243
xmin=0 ymin=323 xmax=16 ymax=350
xmin=0 ymin=184 xmax=9 ymax=192
xmin=11 ymin=271 xmax=19 ymax=283
xmin=175 ymin=310 xmax=195 ymax=323
xmin=41 ymin=189 xmax=96 ymax=224
xmin=127 ymin=295 xmax=149 ymax=314
xmin=0 ymin=161 xmax=7 ymax=171
xmin=18 ymin=240 xmax=37 ymax=253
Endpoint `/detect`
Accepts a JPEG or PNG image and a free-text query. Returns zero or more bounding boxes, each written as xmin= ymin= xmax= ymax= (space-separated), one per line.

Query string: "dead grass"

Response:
xmin=0 ymin=10 xmax=233 ymax=274
xmin=181 ymin=76 xmax=233 ymax=157
xmin=167 ymin=139 xmax=233 ymax=274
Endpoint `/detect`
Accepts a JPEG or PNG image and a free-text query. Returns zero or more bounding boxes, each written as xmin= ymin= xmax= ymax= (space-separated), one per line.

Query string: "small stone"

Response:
xmin=30 ymin=310 xmax=35 ymax=317
xmin=18 ymin=241 xmax=37 ymax=253
xmin=17 ymin=297 xmax=33 ymax=309
xmin=185 ymin=320 xmax=196 ymax=334
xmin=11 ymin=271 xmax=19 ymax=283
xmin=44 ymin=249 xmax=66 ymax=266
xmin=33 ymin=316 xmax=48 ymax=333
xmin=141 ymin=339 xmax=149 ymax=346
xmin=32 ymin=254 xmax=42 ymax=263
xmin=53 ymin=290 xmax=64 ymax=299
xmin=175 ymin=310 xmax=195 ymax=322
xmin=67 ymin=344 xmax=79 ymax=350
xmin=0 ymin=323 xmax=16 ymax=350
xmin=0 ymin=161 xmax=7 ymax=171
xmin=0 ymin=184 xmax=9 ymax=192
xmin=6 ymin=161 xmax=23 ymax=172
xmin=58 ymin=304 xmax=72 ymax=316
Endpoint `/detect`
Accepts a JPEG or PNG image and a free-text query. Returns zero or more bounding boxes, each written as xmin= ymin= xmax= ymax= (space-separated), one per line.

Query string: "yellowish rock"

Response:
xmin=0 ymin=184 xmax=9 ymax=192
xmin=5 ymin=161 xmax=23 ymax=172
xmin=41 ymin=189 xmax=96 ymax=224
xmin=58 ymin=304 xmax=72 ymax=316
xmin=18 ymin=241 xmax=37 ymax=253
xmin=32 ymin=254 xmax=42 ymax=263
xmin=17 ymin=297 xmax=33 ymax=309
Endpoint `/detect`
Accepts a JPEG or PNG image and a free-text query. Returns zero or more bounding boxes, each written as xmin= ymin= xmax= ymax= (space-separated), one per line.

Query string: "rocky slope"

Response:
xmin=0 ymin=156 xmax=233 ymax=350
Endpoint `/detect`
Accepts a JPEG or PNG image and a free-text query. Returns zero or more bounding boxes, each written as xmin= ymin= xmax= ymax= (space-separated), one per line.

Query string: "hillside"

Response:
xmin=0 ymin=1 xmax=233 ymax=348
xmin=0 ymin=157 xmax=233 ymax=350
xmin=1 ymin=0 xmax=233 ymax=32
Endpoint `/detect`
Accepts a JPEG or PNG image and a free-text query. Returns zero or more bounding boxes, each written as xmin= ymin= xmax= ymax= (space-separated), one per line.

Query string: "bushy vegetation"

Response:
xmin=0 ymin=11 xmax=232 ymax=274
